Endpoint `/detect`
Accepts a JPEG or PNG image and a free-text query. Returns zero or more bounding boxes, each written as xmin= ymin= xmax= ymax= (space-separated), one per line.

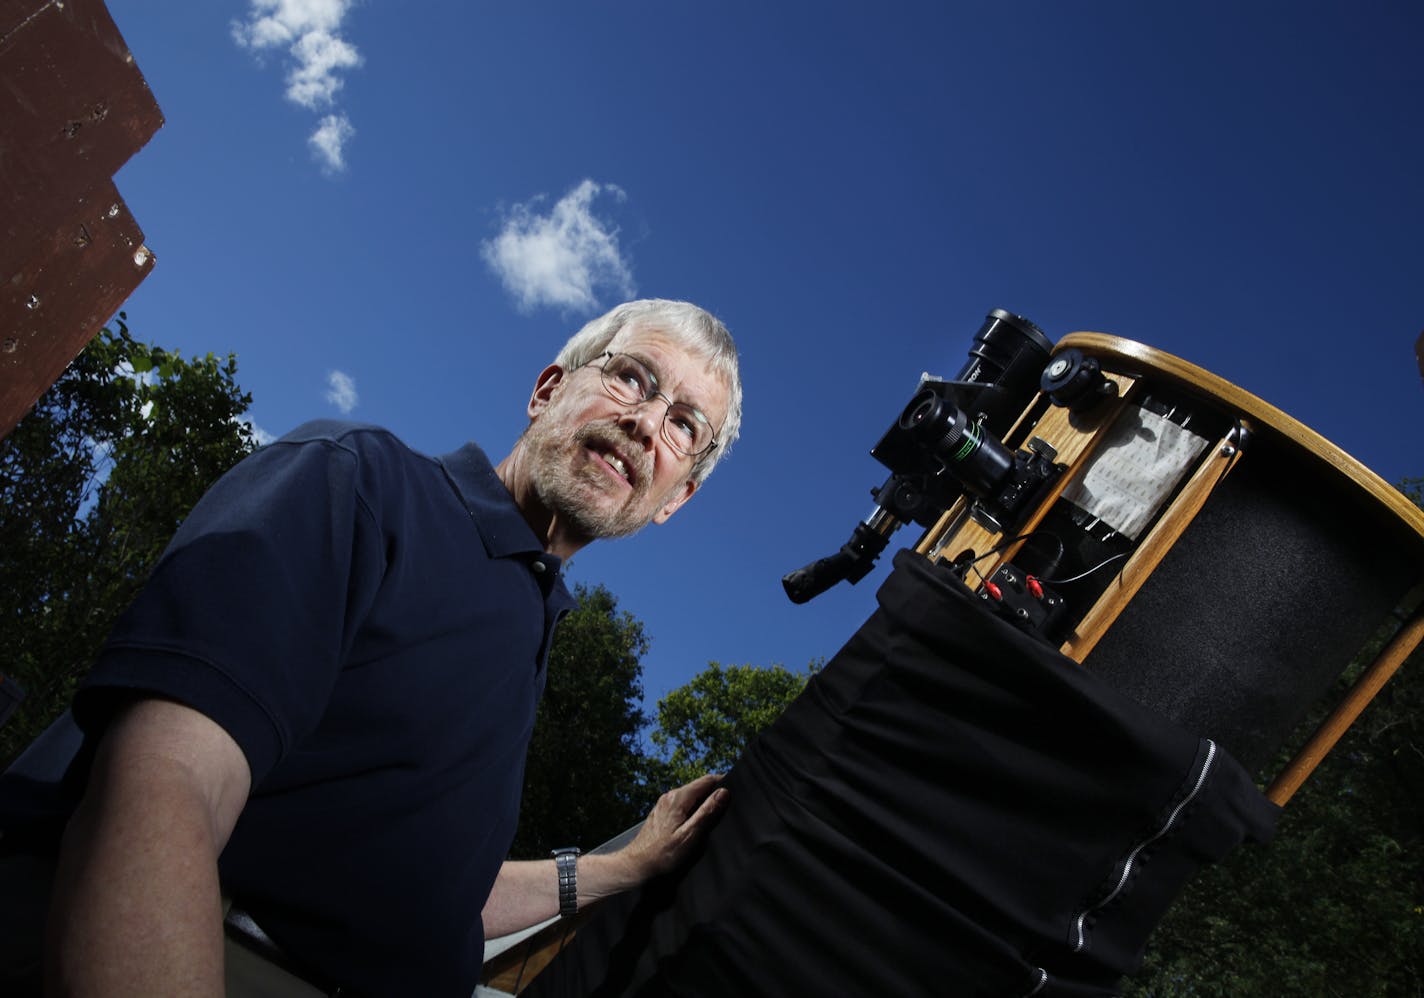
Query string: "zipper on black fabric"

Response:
xmin=1069 ymin=739 xmax=1218 ymax=953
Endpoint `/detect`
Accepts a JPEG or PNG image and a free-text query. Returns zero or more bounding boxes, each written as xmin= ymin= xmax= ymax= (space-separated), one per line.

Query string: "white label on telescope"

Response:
xmin=1061 ymin=407 xmax=1209 ymax=541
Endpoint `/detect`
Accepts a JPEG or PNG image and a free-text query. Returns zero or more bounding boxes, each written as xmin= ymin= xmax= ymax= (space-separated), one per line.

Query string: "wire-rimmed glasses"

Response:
xmin=590 ymin=352 xmax=718 ymax=460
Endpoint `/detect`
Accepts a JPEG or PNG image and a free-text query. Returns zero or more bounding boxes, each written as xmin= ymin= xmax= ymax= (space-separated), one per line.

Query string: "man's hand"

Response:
xmin=615 ymin=773 xmax=728 ymax=882
xmin=483 ymin=774 xmax=728 ymax=938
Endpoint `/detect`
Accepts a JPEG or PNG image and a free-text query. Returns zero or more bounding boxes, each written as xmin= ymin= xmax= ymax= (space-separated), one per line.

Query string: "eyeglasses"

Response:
xmin=589 ymin=352 xmax=719 ymax=459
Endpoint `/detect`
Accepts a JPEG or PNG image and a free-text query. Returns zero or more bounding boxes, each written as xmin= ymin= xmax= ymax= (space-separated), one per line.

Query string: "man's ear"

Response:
xmin=652 ymin=477 xmax=699 ymax=525
xmin=527 ymin=365 xmax=566 ymax=419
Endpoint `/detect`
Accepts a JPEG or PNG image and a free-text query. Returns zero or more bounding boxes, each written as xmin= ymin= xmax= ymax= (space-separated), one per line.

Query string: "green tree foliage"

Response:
xmin=510 ymin=584 xmax=658 ymax=858
xmin=647 ymin=661 xmax=818 ymax=787
xmin=1127 ymin=479 xmax=1424 ymax=996
xmin=0 ymin=316 xmax=257 ymax=764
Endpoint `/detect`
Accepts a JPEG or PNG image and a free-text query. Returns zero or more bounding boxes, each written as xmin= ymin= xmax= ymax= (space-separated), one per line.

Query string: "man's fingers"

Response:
xmin=657 ymin=772 xmax=722 ymax=819
xmin=684 ymin=786 xmax=728 ymax=830
xmin=679 ymin=772 xmax=723 ymax=803
xmin=673 ymin=772 xmax=722 ymax=801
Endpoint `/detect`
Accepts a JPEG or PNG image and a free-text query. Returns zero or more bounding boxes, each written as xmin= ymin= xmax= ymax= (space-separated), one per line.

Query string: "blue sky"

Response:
xmin=104 ymin=1 xmax=1423 ymax=713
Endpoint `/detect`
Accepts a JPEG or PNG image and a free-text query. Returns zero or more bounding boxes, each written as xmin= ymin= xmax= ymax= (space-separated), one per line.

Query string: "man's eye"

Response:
xmin=612 ymin=362 xmax=648 ymax=396
xmin=668 ymin=407 xmax=705 ymax=446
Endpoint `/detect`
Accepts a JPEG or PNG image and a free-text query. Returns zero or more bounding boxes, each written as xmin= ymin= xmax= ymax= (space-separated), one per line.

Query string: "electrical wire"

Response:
xmin=961 ymin=531 xmax=1067 ymax=571
xmin=959 ymin=529 xmax=1130 ymax=587
xmin=1034 ymin=551 xmax=1131 ymax=585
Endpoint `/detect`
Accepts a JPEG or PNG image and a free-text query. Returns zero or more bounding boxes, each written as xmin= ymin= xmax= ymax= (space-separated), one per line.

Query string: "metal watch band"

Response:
xmin=551 ymin=847 xmax=580 ymax=917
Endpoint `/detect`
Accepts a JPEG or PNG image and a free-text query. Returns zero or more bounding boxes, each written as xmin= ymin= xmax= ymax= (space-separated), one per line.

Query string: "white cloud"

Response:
xmin=286 ymin=30 xmax=361 ymax=108
xmin=229 ymin=415 xmax=276 ymax=445
xmin=232 ymin=0 xmax=362 ymax=172
xmin=310 ymin=113 xmax=355 ymax=174
xmin=325 ymin=370 xmax=358 ymax=414
xmin=246 ymin=421 xmax=277 ymax=446
xmin=481 ymin=180 xmax=637 ymax=314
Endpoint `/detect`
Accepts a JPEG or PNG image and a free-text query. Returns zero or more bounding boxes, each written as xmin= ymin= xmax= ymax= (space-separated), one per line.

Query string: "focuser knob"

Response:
xmin=1041 ymin=348 xmax=1118 ymax=412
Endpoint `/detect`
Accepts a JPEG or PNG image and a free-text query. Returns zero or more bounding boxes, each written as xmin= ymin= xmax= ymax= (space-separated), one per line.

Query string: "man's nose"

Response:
xmin=618 ymin=401 xmax=661 ymax=449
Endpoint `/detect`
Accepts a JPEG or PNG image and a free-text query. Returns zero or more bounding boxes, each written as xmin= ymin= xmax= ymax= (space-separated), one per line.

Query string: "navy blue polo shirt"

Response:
xmin=74 ymin=421 xmax=575 ymax=997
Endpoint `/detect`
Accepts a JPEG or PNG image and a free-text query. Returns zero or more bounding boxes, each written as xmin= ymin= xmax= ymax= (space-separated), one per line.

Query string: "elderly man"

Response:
xmin=43 ymin=299 xmax=743 ymax=997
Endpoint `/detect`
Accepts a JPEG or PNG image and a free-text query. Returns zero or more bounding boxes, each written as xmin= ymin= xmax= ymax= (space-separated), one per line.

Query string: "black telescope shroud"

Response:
xmin=525 ymin=552 xmax=1279 ymax=998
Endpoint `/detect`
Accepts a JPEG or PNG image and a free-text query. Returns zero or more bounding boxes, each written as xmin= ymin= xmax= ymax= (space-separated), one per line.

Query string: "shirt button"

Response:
xmin=531 ymin=560 xmax=547 ymax=574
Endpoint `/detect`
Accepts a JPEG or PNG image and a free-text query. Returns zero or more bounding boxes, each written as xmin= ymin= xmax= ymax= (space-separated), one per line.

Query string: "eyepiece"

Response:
xmin=899 ymin=390 xmax=974 ymax=461
xmin=899 ymin=390 xmax=953 ymax=435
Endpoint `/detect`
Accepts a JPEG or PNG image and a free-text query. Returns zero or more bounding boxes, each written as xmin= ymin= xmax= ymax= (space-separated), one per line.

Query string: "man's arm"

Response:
xmin=482 ymin=773 xmax=727 ymax=938
xmin=45 ymin=698 xmax=252 ymax=998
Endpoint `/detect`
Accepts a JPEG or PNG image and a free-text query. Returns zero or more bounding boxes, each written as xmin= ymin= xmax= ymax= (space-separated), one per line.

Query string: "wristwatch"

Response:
xmin=551 ymin=847 xmax=581 ymax=917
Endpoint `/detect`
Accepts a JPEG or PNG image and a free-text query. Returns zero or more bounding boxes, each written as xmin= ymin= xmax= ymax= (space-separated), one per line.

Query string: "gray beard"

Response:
xmin=523 ymin=418 xmax=659 ymax=542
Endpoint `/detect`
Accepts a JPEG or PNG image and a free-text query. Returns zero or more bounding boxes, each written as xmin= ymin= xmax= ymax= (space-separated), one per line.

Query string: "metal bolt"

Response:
xmin=25 ymin=294 xmax=39 ymax=310
xmin=1046 ymin=358 xmax=1070 ymax=379
xmin=107 ymin=204 xmax=121 ymax=219
xmin=2 ymin=338 xmax=18 ymax=354
xmin=1220 ymin=444 xmax=1237 ymax=458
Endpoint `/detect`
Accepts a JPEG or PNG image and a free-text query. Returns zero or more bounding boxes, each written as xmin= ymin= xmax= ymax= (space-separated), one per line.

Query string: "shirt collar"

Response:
xmin=438 ymin=441 xmax=561 ymax=571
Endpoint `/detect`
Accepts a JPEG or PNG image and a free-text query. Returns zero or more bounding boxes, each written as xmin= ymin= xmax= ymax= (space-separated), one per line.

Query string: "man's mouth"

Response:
xmin=591 ymin=443 xmax=635 ymax=487
xmin=573 ymin=421 xmax=649 ymax=491
xmin=603 ymin=450 xmax=629 ymax=481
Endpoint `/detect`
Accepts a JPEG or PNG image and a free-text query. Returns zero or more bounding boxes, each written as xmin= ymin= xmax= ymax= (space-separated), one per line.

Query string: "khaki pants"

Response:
xmin=225 ymin=935 xmax=329 ymax=997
